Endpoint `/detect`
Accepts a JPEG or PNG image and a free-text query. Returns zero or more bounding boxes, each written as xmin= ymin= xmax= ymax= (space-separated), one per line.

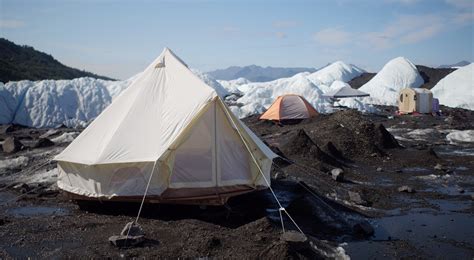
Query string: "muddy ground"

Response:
xmin=0 ymin=105 xmax=473 ymax=259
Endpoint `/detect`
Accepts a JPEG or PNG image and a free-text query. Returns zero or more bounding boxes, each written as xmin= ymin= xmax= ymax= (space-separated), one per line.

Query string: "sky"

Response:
xmin=1 ymin=0 xmax=473 ymax=80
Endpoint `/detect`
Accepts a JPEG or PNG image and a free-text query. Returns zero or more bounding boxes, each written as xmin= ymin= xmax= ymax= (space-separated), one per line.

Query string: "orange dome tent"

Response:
xmin=259 ymin=94 xmax=319 ymax=121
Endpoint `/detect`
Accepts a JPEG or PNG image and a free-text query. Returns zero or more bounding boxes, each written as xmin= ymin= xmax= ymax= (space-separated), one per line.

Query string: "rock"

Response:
xmin=434 ymin=163 xmax=444 ymax=171
xmin=353 ymin=221 xmax=374 ymax=236
xmin=376 ymin=167 xmax=383 ymax=172
xmin=330 ymin=168 xmax=344 ymax=182
xmin=274 ymin=172 xmax=287 ymax=180
xmin=280 ymin=231 xmax=307 ymax=251
xmin=33 ymin=138 xmax=55 ymax=148
xmin=0 ymin=125 xmax=15 ymax=134
xmin=370 ymin=153 xmax=378 ymax=157
xmin=280 ymin=231 xmax=307 ymax=243
xmin=471 ymin=194 xmax=474 ymax=200
xmin=398 ymin=185 xmax=415 ymax=193
xmin=109 ymin=222 xmax=145 ymax=248
xmin=348 ymin=191 xmax=368 ymax=206
xmin=457 ymin=188 xmax=465 ymax=194
xmin=39 ymin=129 xmax=60 ymax=139
xmin=2 ymin=137 xmax=24 ymax=153
xmin=108 ymin=235 xmax=144 ymax=247
xmin=395 ymin=169 xmax=403 ymax=173
xmin=120 ymin=222 xmax=144 ymax=237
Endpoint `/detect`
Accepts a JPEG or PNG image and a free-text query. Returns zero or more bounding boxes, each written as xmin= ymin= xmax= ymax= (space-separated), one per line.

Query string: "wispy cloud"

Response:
xmin=0 ymin=19 xmax=25 ymax=29
xmin=386 ymin=0 xmax=421 ymax=4
xmin=363 ymin=14 xmax=444 ymax=49
xmin=445 ymin=0 xmax=474 ymax=8
xmin=275 ymin=31 xmax=287 ymax=39
xmin=313 ymin=28 xmax=352 ymax=46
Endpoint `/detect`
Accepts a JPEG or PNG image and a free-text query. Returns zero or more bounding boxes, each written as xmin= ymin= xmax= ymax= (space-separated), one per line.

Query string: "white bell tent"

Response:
xmin=54 ymin=48 xmax=277 ymax=205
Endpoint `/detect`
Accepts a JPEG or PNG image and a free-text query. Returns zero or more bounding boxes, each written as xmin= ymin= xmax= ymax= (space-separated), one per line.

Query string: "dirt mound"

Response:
xmin=348 ymin=72 xmax=375 ymax=89
xmin=416 ymin=65 xmax=455 ymax=90
xmin=305 ymin=110 xmax=400 ymax=159
xmin=442 ymin=106 xmax=473 ymax=130
xmin=280 ymin=129 xmax=342 ymax=167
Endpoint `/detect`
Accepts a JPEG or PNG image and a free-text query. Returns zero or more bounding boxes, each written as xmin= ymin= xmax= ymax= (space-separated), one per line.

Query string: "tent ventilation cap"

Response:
xmin=155 ymin=57 xmax=165 ymax=68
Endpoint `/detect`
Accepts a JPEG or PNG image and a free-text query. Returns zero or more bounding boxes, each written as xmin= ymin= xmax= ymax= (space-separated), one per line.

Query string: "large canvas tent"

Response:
xmin=54 ymin=48 xmax=277 ymax=205
xmin=259 ymin=94 xmax=319 ymax=121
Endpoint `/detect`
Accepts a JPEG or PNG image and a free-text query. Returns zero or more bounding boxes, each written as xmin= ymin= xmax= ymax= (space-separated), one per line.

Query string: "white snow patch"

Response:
xmin=51 ymin=132 xmax=79 ymax=143
xmin=446 ymin=130 xmax=474 ymax=144
xmin=191 ymin=69 xmax=230 ymax=98
xmin=0 ymin=156 xmax=29 ymax=170
xmin=20 ymin=168 xmax=58 ymax=185
xmin=218 ymin=77 xmax=250 ymax=94
xmin=0 ymin=69 xmax=228 ymax=128
xmin=432 ymin=64 xmax=474 ymax=110
xmin=307 ymin=61 xmax=365 ymax=86
xmin=359 ymin=57 xmax=424 ymax=106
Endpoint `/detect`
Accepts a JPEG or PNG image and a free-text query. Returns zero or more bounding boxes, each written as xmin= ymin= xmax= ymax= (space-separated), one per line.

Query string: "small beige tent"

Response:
xmin=54 ymin=48 xmax=277 ymax=205
xmin=398 ymin=88 xmax=433 ymax=114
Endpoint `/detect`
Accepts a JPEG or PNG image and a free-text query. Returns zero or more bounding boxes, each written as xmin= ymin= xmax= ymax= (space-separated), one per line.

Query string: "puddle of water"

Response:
xmin=402 ymin=167 xmax=430 ymax=172
xmin=0 ymin=191 xmax=16 ymax=203
xmin=434 ymin=146 xmax=474 ymax=157
xmin=7 ymin=206 xmax=69 ymax=217
xmin=345 ymin=210 xmax=474 ymax=259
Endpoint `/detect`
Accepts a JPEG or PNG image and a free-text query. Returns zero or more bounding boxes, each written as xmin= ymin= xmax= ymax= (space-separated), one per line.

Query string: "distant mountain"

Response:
xmin=438 ymin=61 xmax=471 ymax=69
xmin=0 ymin=38 xmax=113 ymax=83
xmin=207 ymin=65 xmax=317 ymax=82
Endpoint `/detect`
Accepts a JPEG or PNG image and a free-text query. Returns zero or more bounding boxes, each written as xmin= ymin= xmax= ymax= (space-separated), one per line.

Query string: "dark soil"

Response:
xmin=348 ymin=72 xmax=376 ymax=89
xmin=416 ymin=65 xmax=456 ymax=89
xmin=0 ymin=106 xmax=473 ymax=258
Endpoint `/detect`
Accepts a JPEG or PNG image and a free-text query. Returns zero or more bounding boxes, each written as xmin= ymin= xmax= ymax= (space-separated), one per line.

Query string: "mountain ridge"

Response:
xmin=0 ymin=38 xmax=113 ymax=83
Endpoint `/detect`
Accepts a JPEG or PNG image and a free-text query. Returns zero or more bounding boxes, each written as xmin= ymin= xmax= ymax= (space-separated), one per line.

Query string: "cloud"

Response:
xmin=313 ymin=28 xmax=352 ymax=46
xmin=275 ymin=31 xmax=287 ymax=39
xmin=386 ymin=0 xmax=421 ymax=4
xmin=363 ymin=14 xmax=444 ymax=49
xmin=400 ymin=24 xmax=443 ymax=44
xmin=0 ymin=19 xmax=25 ymax=29
xmin=445 ymin=0 xmax=474 ymax=8
xmin=451 ymin=12 xmax=474 ymax=24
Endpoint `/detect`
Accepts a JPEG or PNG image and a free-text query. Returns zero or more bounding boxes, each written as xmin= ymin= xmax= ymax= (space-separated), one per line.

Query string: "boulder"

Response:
xmin=109 ymin=222 xmax=145 ymax=248
xmin=280 ymin=231 xmax=307 ymax=251
xmin=348 ymin=191 xmax=368 ymax=206
xmin=2 ymin=137 xmax=23 ymax=153
xmin=376 ymin=167 xmax=383 ymax=172
xmin=109 ymin=235 xmax=144 ymax=247
xmin=330 ymin=168 xmax=344 ymax=182
xmin=33 ymin=138 xmax=55 ymax=148
xmin=398 ymin=185 xmax=415 ymax=193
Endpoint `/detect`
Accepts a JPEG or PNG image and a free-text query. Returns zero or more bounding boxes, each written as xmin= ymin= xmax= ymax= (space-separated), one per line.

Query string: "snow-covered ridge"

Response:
xmin=431 ymin=63 xmax=474 ymax=110
xmin=307 ymin=61 xmax=365 ymax=87
xmin=230 ymin=61 xmax=373 ymax=117
xmin=0 ymin=71 xmax=228 ymax=128
xmin=359 ymin=57 xmax=424 ymax=106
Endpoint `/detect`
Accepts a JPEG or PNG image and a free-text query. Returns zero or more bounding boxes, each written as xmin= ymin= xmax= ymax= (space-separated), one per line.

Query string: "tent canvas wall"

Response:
xmin=398 ymin=88 xmax=433 ymax=114
xmin=259 ymin=94 xmax=319 ymax=121
xmin=54 ymin=48 xmax=277 ymax=205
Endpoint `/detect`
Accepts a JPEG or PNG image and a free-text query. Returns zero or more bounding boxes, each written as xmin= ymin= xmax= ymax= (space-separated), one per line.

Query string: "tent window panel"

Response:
xmin=170 ymin=107 xmax=213 ymax=184
xmin=217 ymin=106 xmax=252 ymax=182
xmin=400 ymin=94 xmax=403 ymax=102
